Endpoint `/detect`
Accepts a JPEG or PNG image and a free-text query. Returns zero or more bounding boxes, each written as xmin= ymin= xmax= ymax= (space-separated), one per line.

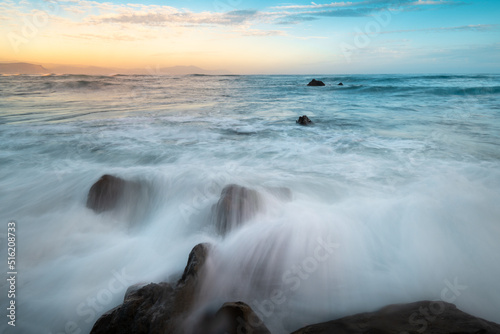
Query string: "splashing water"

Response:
xmin=1 ymin=74 xmax=500 ymax=333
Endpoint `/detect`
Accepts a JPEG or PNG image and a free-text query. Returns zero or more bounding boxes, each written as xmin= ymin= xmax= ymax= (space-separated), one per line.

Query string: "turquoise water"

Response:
xmin=1 ymin=74 xmax=500 ymax=333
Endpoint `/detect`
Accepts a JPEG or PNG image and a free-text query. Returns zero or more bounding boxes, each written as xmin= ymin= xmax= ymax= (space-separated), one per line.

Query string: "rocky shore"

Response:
xmin=88 ymin=175 xmax=500 ymax=334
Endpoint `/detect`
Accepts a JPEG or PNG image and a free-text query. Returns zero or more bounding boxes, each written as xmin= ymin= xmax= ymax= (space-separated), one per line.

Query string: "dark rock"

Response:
xmin=86 ymin=174 xmax=152 ymax=225
xmin=194 ymin=301 xmax=272 ymax=334
xmin=86 ymin=174 xmax=127 ymax=213
xmin=296 ymin=115 xmax=312 ymax=125
xmin=90 ymin=282 xmax=175 ymax=334
xmin=307 ymin=79 xmax=325 ymax=86
xmin=180 ymin=243 xmax=210 ymax=284
xmin=338 ymin=82 xmax=343 ymax=86
xmin=212 ymin=184 xmax=261 ymax=236
xmin=90 ymin=243 xmax=211 ymax=334
xmin=291 ymin=301 xmax=500 ymax=334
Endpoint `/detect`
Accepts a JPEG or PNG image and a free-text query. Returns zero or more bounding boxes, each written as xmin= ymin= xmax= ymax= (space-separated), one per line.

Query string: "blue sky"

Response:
xmin=1 ymin=0 xmax=499 ymax=73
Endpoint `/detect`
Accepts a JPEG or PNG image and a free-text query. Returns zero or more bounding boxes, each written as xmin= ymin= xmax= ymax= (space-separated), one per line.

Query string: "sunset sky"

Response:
xmin=1 ymin=0 xmax=499 ymax=74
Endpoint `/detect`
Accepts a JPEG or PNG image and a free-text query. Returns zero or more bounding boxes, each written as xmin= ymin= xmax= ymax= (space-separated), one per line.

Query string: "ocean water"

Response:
xmin=1 ymin=74 xmax=500 ymax=333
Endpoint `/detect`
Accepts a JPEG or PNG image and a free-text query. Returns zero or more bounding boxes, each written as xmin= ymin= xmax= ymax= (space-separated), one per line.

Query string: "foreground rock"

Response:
xmin=90 ymin=243 xmax=211 ymax=334
xmin=212 ymin=184 xmax=262 ymax=235
xmin=296 ymin=115 xmax=312 ymax=125
xmin=291 ymin=300 xmax=500 ymax=334
xmin=307 ymin=79 xmax=325 ymax=86
xmin=194 ymin=302 xmax=272 ymax=334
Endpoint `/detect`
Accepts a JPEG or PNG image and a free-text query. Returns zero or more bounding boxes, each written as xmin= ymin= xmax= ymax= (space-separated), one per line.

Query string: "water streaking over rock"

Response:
xmin=0 ymin=74 xmax=499 ymax=334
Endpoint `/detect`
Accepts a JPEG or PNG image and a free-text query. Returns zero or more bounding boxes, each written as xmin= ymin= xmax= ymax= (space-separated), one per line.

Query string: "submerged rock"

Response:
xmin=291 ymin=301 xmax=500 ymax=334
xmin=90 ymin=243 xmax=211 ymax=334
xmin=213 ymin=184 xmax=261 ymax=236
xmin=265 ymin=186 xmax=293 ymax=202
xmin=86 ymin=174 xmax=127 ymax=213
xmin=307 ymin=79 xmax=325 ymax=86
xmin=296 ymin=115 xmax=312 ymax=125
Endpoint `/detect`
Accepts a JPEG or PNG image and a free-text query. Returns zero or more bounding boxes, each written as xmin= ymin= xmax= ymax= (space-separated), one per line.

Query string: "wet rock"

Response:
xmin=86 ymin=174 xmax=153 ymax=226
xmin=338 ymin=82 xmax=344 ymax=86
xmin=173 ymin=243 xmax=211 ymax=317
xmin=291 ymin=301 xmax=500 ymax=334
xmin=86 ymin=174 xmax=127 ymax=212
xmin=213 ymin=184 xmax=261 ymax=235
xmin=90 ymin=282 xmax=175 ymax=334
xmin=90 ymin=243 xmax=211 ymax=334
xmin=194 ymin=302 xmax=271 ymax=334
xmin=307 ymin=79 xmax=325 ymax=86
xmin=296 ymin=115 xmax=312 ymax=125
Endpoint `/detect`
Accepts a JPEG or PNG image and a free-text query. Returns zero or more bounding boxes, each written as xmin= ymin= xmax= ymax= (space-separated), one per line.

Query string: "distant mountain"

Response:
xmin=0 ymin=62 xmax=231 ymax=75
xmin=43 ymin=64 xmax=122 ymax=75
xmin=126 ymin=65 xmax=232 ymax=76
xmin=0 ymin=62 xmax=49 ymax=74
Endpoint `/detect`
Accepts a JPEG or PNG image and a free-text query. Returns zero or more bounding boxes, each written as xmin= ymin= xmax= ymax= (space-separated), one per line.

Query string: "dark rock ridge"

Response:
xmin=291 ymin=300 xmax=500 ymax=334
xmin=90 ymin=243 xmax=500 ymax=334
xmin=296 ymin=115 xmax=312 ymax=125
xmin=307 ymin=79 xmax=325 ymax=86
xmin=90 ymin=243 xmax=216 ymax=334
xmin=212 ymin=184 xmax=262 ymax=236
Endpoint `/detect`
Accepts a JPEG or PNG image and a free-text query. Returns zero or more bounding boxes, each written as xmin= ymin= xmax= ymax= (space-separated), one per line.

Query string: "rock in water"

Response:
xmin=90 ymin=282 xmax=176 ymax=334
xmin=90 ymin=243 xmax=211 ymax=334
xmin=213 ymin=184 xmax=261 ymax=235
xmin=307 ymin=79 xmax=325 ymax=86
xmin=194 ymin=302 xmax=272 ymax=334
xmin=338 ymin=82 xmax=344 ymax=86
xmin=296 ymin=115 xmax=312 ymax=125
xmin=86 ymin=174 xmax=127 ymax=212
xmin=291 ymin=301 xmax=500 ymax=334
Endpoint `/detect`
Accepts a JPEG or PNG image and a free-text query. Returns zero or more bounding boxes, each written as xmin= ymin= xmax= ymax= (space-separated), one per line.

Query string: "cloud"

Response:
xmin=240 ymin=29 xmax=287 ymax=37
xmin=356 ymin=24 xmax=499 ymax=35
xmin=270 ymin=0 xmax=465 ymax=24
xmin=87 ymin=6 xmax=260 ymax=27
xmin=62 ymin=33 xmax=141 ymax=41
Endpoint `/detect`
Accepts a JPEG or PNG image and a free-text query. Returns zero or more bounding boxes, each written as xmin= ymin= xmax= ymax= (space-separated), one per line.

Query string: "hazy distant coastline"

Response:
xmin=0 ymin=62 xmax=231 ymax=75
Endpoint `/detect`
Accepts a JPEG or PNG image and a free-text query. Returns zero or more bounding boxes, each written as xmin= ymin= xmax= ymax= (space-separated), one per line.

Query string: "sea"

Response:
xmin=1 ymin=74 xmax=500 ymax=334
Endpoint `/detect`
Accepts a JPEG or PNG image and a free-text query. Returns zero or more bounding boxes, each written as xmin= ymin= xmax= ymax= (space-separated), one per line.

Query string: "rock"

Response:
xmin=86 ymin=174 xmax=152 ymax=225
xmin=291 ymin=301 xmax=500 ymax=334
xmin=194 ymin=301 xmax=272 ymax=334
xmin=90 ymin=282 xmax=176 ymax=334
xmin=212 ymin=184 xmax=261 ymax=235
xmin=86 ymin=174 xmax=127 ymax=213
xmin=90 ymin=243 xmax=211 ymax=334
xmin=338 ymin=82 xmax=343 ymax=86
xmin=296 ymin=115 xmax=312 ymax=125
xmin=307 ymin=79 xmax=325 ymax=86
xmin=173 ymin=243 xmax=211 ymax=317
xmin=179 ymin=243 xmax=210 ymax=284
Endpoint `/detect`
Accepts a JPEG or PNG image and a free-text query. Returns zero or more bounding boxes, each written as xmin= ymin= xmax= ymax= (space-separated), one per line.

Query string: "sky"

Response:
xmin=1 ymin=0 xmax=499 ymax=74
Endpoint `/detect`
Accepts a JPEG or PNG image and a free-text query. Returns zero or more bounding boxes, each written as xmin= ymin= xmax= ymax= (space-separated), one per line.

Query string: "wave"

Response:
xmin=341 ymin=85 xmax=500 ymax=96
